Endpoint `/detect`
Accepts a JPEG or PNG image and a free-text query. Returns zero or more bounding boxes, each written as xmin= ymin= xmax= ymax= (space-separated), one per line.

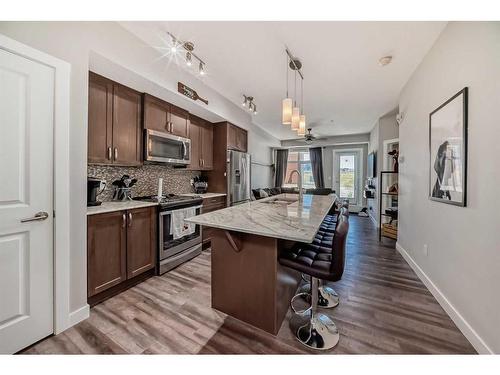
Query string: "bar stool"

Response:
xmin=279 ymin=216 xmax=349 ymax=350
xmin=298 ymin=206 xmax=349 ymax=308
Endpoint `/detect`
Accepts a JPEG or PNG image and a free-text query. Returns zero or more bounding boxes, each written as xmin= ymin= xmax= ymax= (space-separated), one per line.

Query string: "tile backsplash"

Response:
xmin=88 ymin=164 xmax=200 ymax=201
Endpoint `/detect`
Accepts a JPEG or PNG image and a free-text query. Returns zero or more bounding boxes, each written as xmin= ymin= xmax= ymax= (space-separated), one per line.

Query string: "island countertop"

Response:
xmin=185 ymin=193 xmax=337 ymax=243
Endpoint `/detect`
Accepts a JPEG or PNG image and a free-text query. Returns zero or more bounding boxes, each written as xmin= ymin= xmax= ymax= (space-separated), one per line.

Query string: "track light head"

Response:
xmin=199 ymin=62 xmax=205 ymax=75
xmin=186 ymin=52 xmax=192 ymax=66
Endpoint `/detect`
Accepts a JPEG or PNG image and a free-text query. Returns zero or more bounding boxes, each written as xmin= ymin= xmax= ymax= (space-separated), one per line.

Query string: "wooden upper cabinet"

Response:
xmin=236 ymin=127 xmax=248 ymax=153
xmin=226 ymin=123 xmax=247 ymax=152
xmin=126 ymin=207 xmax=156 ymax=279
xmin=143 ymin=94 xmax=189 ymax=138
xmin=200 ymin=121 xmax=214 ymax=169
xmin=88 ymin=72 xmax=142 ymax=166
xmin=88 ymin=72 xmax=113 ymax=163
xmin=188 ymin=116 xmax=213 ymax=170
xmin=87 ymin=211 xmax=127 ymax=297
xmin=170 ymin=105 xmax=189 ymax=138
xmin=227 ymin=123 xmax=237 ymax=150
xmin=143 ymin=94 xmax=169 ymax=132
xmin=112 ymin=84 xmax=142 ymax=166
xmin=188 ymin=117 xmax=202 ymax=170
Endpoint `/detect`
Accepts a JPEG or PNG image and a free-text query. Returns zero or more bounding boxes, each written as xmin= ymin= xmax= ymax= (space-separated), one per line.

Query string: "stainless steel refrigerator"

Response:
xmin=226 ymin=150 xmax=251 ymax=206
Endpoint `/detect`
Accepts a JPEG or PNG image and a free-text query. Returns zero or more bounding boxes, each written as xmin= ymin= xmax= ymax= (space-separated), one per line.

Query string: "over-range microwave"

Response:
xmin=144 ymin=129 xmax=191 ymax=165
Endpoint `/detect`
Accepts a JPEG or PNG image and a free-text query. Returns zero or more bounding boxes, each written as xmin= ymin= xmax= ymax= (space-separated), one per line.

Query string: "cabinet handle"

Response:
xmin=199 ymin=158 xmax=202 ymax=167
xmin=122 ymin=213 xmax=126 ymax=228
xmin=169 ymin=122 xmax=173 ymax=132
xmin=202 ymin=159 xmax=205 ymax=167
xmin=166 ymin=122 xmax=169 ymax=132
xmin=107 ymin=147 xmax=112 ymax=160
xmin=128 ymin=212 xmax=133 ymax=227
xmin=114 ymin=147 xmax=118 ymax=160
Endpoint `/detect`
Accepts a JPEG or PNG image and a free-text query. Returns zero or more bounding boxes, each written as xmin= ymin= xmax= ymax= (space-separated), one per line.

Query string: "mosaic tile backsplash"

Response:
xmin=88 ymin=164 xmax=200 ymax=201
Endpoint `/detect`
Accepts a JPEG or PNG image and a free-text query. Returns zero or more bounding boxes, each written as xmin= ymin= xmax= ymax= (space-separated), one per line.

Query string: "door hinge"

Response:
xmin=53 ymin=210 xmax=56 ymax=218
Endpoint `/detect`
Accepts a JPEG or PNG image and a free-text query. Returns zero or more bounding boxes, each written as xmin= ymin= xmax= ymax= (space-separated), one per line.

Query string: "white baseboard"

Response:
xmin=395 ymin=242 xmax=493 ymax=354
xmin=69 ymin=304 xmax=90 ymax=327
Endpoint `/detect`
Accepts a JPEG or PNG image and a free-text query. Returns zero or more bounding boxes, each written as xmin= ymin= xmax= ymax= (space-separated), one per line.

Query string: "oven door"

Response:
xmin=159 ymin=205 xmax=202 ymax=260
xmin=145 ymin=129 xmax=191 ymax=165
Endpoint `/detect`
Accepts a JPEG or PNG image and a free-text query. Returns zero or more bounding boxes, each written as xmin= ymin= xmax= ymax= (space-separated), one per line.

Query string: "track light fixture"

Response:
xmin=242 ymin=95 xmax=258 ymax=115
xmin=167 ymin=32 xmax=207 ymax=76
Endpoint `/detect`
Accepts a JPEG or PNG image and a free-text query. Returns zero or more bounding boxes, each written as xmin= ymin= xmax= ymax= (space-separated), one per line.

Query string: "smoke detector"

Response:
xmin=379 ymin=56 xmax=393 ymax=67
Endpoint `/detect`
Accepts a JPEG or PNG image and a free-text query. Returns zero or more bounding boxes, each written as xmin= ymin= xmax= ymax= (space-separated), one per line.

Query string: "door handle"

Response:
xmin=128 ymin=212 xmax=133 ymax=227
xmin=107 ymin=147 xmax=112 ymax=160
xmin=114 ymin=147 xmax=118 ymax=160
xmin=21 ymin=211 xmax=49 ymax=223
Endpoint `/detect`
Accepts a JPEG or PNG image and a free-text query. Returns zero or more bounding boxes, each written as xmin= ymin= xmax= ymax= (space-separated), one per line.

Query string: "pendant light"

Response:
xmin=282 ymin=54 xmax=292 ymax=125
xmin=298 ymin=79 xmax=306 ymax=136
xmin=291 ymin=70 xmax=300 ymax=131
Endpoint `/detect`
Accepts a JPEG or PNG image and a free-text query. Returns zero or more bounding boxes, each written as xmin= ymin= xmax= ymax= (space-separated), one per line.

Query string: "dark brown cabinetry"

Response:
xmin=88 ymin=72 xmax=142 ymax=166
xmin=87 ymin=206 xmax=156 ymax=304
xmin=143 ymin=94 xmax=189 ymax=138
xmin=206 ymin=122 xmax=248 ymax=194
xmin=226 ymin=123 xmax=248 ymax=152
xmin=188 ymin=115 xmax=213 ymax=170
xmin=201 ymin=196 xmax=226 ymax=245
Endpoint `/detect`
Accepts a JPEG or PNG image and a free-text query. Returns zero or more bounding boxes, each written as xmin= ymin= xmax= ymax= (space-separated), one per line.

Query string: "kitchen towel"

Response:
xmin=171 ymin=207 xmax=196 ymax=240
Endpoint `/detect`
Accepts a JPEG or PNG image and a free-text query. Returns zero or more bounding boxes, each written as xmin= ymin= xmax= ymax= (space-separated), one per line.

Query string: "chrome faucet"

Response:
xmin=287 ymin=169 xmax=304 ymax=200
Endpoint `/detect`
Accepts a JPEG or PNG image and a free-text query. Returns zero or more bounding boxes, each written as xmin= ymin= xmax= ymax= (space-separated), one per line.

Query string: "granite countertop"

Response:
xmin=181 ymin=192 xmax=227 ymax=199
xmin=87 ymin=200 xmax=158 ymax=216
xmin=185 ymin=193 xmax=337 ymax=243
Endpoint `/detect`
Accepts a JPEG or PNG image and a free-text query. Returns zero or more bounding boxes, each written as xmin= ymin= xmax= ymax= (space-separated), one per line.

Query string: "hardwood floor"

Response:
xmin=21 ymin=216 xmax=476 ymax=354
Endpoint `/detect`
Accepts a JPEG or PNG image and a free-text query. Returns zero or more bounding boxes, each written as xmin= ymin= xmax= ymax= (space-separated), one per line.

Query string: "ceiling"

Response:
xmin=120 ymin=21 xmax=446 ymax=140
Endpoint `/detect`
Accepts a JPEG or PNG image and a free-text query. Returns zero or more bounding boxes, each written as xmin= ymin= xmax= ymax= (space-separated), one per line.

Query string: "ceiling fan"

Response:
xmin=304 ymin=128 xmax=317 ymax=144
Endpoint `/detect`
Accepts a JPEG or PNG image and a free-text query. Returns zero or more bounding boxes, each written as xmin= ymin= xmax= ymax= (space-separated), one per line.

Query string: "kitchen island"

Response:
xmin=186 ymin=193 xmax=337 ymax=335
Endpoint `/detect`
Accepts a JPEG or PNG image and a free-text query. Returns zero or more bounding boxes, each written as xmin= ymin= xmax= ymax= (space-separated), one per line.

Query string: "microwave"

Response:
xmin=144 ymin=129 xmax=191 ymax=165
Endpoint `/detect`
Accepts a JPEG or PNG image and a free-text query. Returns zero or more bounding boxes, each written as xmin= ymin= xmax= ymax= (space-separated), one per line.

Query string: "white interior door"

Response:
xmin=0 ymin=48 xmax=54 ymax=353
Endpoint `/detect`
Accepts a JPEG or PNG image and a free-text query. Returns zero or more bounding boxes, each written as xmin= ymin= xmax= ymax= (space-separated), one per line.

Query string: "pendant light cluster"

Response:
xmin=282 ymin=48 xmax=306 ymax=136
xmin=167 ymin=31 xmax=206 ymax=76
xmin=242 ymin=95 xmax=258 ymax=115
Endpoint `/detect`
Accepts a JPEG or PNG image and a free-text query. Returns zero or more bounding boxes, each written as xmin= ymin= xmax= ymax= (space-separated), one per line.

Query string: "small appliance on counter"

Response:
xmin=192 ymin=175 xmax=208 ymax=194
xmin=112 ymin=174 xmax=137 ymax=201
xmin=87 ymin=177 xmax=106 ymax=206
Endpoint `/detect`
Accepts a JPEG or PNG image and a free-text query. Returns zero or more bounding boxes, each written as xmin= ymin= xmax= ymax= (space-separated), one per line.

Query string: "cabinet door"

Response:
xmin=236 ymin=128 xmax=247 ymax=152
xmin=170 ymin=105 xmax=189 ymax=138
xmin=227 ymin=123 xmax=237 ymax=150
xmin=88 ymin=72 xmax=113 ymax=164
xmin=201 ymin=121 xmax=214 ymax=169
xmin=143 ymin=94 xmax=169 ymax=132
xmin=88 ymin=211 xmax=127 ymax=297
xmin=188 ymin=117 xmax=202 ymax=170
xmin=126 ymin=207 xmax=156 ymax=279
xmin=112 ymin=84 xmax=142 ymax=166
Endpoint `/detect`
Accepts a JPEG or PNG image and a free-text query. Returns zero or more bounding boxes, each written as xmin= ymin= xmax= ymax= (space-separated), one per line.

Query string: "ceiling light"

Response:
xmin=166 ymin=32 xmax=207 ymax=75
xmin=199 ymin=62 xmax=205 ymax=75
xmin=282 ymin=98 xmax=292 ymax=125
xmin=298 ymin=114 xmax=306 ymax=136
xmin=291 ymin=107 xmax=300 ymax=131
xmin=243 ymin=95 xmax=258 ymax=115
xmin=186 ymin=52 xmax=192 ymax=66
xmin=253 ymin=105 xmax=258 ymax=115
xmin=242 ymin=95 xmax=247 ymax=107
xmin=379 ymin=55 xmax=393 ymax=66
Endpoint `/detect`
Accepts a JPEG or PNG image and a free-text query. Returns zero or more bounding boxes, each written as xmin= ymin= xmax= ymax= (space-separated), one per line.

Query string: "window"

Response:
xmin=283 ymin=150 xmax=316 ymax=189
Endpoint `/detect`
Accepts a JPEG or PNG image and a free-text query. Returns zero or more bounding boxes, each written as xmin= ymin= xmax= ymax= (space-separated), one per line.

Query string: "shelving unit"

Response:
xmin=379 ymin=171 xmax=399 ymax=241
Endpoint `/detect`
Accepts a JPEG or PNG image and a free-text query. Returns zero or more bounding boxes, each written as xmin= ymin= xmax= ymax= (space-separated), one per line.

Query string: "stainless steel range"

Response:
xmin=134 ymin=194 xmax=203 ymax=275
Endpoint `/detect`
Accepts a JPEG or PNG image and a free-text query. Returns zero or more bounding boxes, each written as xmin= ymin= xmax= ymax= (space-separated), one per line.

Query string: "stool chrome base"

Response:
xmin=297 ymin=313 xmax=340 ymax=350
xmin=297 ymin=283 xmax=340 ymax=308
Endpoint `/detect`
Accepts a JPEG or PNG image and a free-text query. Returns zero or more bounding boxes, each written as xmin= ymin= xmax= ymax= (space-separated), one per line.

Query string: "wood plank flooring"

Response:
xmin=21 ymin=216 xmax=476 ymax=354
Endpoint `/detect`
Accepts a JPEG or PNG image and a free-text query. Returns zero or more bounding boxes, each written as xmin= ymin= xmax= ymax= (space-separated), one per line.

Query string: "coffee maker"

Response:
xmin=87 ymin=177 xmax=106 ymax=206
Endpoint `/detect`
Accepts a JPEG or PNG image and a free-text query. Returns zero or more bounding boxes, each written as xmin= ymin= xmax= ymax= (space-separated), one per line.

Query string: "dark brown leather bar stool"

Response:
xmin=299 ymin=206 xmax=349 ymax=308
xmin=279 ymin=216 xmax=349 ymax=350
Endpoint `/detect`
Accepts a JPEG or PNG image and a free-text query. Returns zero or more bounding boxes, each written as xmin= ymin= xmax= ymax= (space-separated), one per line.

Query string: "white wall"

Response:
xmin=0 ymin=22 xmax=279 ymax=318
xmin=398 ymin=21 xmax=500 ymax=353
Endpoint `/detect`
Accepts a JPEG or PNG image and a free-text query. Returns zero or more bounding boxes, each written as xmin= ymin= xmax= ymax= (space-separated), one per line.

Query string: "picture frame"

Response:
xmin=429 ymin=87 xmax=468 ymax=206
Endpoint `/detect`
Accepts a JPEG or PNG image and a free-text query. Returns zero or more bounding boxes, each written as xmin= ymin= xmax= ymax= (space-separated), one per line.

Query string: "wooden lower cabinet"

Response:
xmin=126 ymin=207 xmax=156 ymax=279
xmin=87 ymin=206 xmax=156 ymax=303
xmin=87 ymin=211 xmax=127 ymax=297
xmin=201 ymin=196 xmax=226 ymax=245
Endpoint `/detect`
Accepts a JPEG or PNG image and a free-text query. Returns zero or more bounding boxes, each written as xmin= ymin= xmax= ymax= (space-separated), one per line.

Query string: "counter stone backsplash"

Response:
xmin=88 ymin=164 xmax=200 ymax=202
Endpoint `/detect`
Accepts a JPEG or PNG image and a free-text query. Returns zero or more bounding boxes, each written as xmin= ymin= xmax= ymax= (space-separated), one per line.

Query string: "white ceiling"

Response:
xmin=120 ymin=21 xmax=446 ymax=140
